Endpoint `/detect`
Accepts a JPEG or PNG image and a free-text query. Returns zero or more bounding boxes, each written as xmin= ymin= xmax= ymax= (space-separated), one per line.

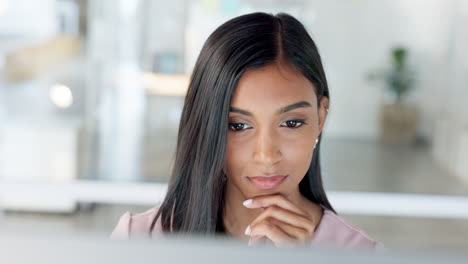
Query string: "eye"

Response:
xmin=281 ymin=119 xmax=307 ymax=128
xmin=228 ymin=123 xmax=252 ymax=132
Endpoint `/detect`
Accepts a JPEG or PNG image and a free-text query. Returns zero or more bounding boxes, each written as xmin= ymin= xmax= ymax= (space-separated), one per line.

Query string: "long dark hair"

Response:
xmin=150 ymin=12 xmax=334 ymax=236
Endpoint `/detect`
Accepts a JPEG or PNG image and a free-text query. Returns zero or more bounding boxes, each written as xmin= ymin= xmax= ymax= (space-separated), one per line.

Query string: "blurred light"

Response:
xmin=0 ymin=0 xmax=9 ymax=16
xmin=143 ymin=73 xmax=189 ymax=96
xmin=49 ymin=84 xmax=73 ymax=108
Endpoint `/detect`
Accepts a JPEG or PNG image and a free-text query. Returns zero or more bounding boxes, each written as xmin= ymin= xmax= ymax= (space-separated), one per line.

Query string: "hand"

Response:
xmin=243 ymin=194 xmax=319 ymax=248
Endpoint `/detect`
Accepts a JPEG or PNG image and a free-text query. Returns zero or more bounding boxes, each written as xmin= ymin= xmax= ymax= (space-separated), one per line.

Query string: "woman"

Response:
xmin=112 ymin=12 xmax=383 ymax=250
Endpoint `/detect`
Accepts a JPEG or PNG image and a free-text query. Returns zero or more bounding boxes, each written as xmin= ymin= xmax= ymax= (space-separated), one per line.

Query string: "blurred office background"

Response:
xmin=0 ymin=0 xmax=467 ymax=251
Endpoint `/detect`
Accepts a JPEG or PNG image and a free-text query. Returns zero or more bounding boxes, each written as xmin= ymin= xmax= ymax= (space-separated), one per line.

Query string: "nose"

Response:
xmin=252 ymin=128 xmax=282 ymax=166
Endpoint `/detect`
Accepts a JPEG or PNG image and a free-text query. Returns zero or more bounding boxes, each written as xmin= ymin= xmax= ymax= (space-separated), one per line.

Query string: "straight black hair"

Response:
xmin=150 ymin=12 xmax=334 ymax=236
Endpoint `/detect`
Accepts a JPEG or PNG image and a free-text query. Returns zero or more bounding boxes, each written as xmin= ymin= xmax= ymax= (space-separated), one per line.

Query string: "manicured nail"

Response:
xmin=243 ymin=199 xmax=252 ymax=207
xmin=244 ymin=225 xmax=251 ymax=235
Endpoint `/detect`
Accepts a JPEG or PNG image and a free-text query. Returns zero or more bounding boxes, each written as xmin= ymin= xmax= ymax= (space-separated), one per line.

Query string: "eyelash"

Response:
xmin=228 ymin=119 xmax=307 ymax=132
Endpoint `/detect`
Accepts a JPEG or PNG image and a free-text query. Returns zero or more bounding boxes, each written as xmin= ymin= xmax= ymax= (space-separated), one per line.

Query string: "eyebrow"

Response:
xmin=229 ymin=101 xmax=312 ymax=117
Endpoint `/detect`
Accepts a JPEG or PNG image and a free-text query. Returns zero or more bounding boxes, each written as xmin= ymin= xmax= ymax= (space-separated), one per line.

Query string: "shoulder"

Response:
xmin=311 ymin=209 xmax=384 ymax=251
xmin=110 ymin=206 xmax=163 ymax=240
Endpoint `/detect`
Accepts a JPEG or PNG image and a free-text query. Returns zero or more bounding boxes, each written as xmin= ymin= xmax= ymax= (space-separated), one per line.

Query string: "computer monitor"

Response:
xmin=1 ymin=231 xmax=466 ymax=264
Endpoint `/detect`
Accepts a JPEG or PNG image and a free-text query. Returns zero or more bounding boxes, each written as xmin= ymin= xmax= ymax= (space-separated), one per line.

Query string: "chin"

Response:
xmin=247 ymin=187 xmax=286 ymax=197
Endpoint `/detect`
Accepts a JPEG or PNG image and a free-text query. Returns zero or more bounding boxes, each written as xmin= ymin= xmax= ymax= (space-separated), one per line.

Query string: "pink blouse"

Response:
xmin=111 ymin=206 xmax=384 ymax=251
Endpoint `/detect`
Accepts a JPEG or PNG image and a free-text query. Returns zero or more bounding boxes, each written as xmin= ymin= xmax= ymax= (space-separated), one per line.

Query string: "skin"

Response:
xmin=222 ymin=61 xmax=330 ymax=247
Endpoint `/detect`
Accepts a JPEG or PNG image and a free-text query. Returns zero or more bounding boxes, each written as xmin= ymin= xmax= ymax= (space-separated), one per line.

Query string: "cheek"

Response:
xmin=224 ymin=135 xmax=249 ymax=179
xmin=283 ymin=135 xmax=314 ymax=166
xmin=281 ymin=129 xmax=318 ymax=175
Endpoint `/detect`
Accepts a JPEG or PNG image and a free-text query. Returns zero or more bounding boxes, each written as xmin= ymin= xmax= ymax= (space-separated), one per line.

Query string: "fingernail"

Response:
xmin=243 ymin=199 xmax=252 ymax=207
xmin=244 ymin=225 xmax=251 ymax=235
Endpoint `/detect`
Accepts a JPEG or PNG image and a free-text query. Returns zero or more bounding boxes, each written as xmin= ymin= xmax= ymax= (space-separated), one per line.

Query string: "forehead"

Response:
xmin=231 ymin=63 xmax=317 ymax=110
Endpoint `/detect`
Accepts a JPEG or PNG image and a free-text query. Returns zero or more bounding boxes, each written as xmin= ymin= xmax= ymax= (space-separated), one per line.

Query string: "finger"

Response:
xmin=243 ymin=194 xmax=306 ymax=216
xmin=268 ymin=217 xmax=312 ymax=243
xmin=249 ymin=221 xmax=295 ymax=248
xmin=249 ymin=205 xmax=316 ymax=235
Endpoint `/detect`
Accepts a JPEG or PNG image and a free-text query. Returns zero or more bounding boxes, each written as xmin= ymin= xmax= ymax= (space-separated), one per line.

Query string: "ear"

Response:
xmin=318 ymin=96 xmax=329 ymax=134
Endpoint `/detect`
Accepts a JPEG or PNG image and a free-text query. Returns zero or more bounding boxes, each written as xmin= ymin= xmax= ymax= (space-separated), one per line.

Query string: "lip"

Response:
xmin=247 ymin=175 xmax=288 ymax=190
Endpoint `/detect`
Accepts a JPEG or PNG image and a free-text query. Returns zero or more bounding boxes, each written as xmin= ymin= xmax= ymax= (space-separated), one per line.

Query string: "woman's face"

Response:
xmin=223 ymin=62 xmax=328 ymax=199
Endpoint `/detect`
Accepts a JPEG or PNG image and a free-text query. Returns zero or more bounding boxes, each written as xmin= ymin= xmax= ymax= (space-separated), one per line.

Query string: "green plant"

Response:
xmin=368 ymin=47 xmax=416 ymax=103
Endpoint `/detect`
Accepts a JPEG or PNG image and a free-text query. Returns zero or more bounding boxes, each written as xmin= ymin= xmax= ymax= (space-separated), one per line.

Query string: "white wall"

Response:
xmin=431 ymin=0 xmax=468 ymax=183
xmin=445 ymin=1 xmax=468 ymax=121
